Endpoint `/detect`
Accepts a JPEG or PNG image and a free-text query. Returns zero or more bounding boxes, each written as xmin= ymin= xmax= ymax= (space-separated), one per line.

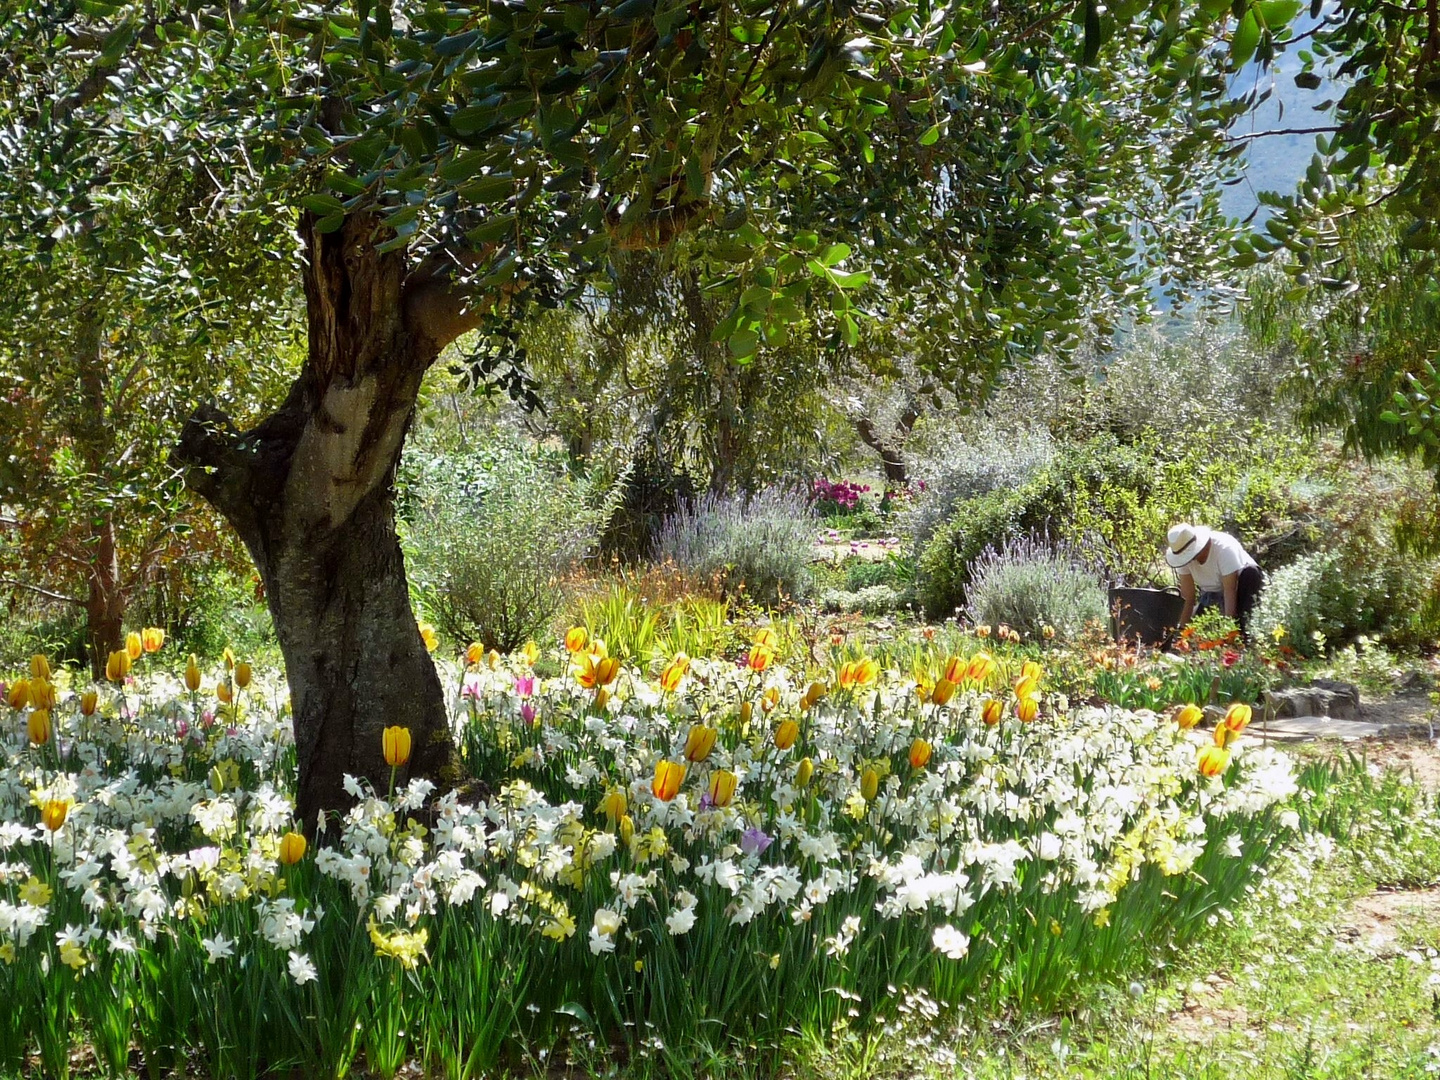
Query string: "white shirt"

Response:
xmin=1177 ymin=531 xmax=1257 ymax=593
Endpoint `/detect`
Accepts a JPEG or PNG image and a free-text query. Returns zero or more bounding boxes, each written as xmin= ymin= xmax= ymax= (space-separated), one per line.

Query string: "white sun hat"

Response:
xmin=1165 ymin=523 xmax=1212 ymax=568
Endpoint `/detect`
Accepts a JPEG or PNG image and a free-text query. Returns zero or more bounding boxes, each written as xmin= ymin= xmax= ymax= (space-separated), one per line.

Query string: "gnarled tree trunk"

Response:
xmin=173 ymin=215 xmax=479 ymax=829
xmin=85 ymin=514 xmax=125 ymax=678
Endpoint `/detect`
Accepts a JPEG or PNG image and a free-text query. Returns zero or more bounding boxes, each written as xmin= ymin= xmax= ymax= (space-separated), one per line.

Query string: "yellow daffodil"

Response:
xmin=418 ymin=622 xmax=438 ymax=653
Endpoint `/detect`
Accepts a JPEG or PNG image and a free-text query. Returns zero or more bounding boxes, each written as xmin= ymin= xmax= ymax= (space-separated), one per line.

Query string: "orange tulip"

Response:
xmin=27 ymin=709 xmax=51 ymax=746
xmin=773 ymin=719 xmax=799 ymax=751
xmin=5 ymin=679 xmax=28 ymax=710
xmin=185 ymin=655 xmax=202 ymax=693
xmin=141 ymin=627 xmax=165 ymax=654
xmin=125 ymin=632 xmax=143 ymax=661
xmin=707 ymin=770 xmax=739 ymax=808
xmin=278 ymin=831 xmax=307 ymax=865
xmin=382 ymin=726 xmax=412 ymax=767
xmin=659 ymin=654 xmax=689 ymax=693
xmin=746 ymin=645 xmax=774 ymax=673
xmin=1223 ymin=703 xmax=1253 ymax=733
xmin=652 ymin=760 xmax=685 ymax=801
xmin=105 ymin=650 xmax=131 ymax=683
xmin=943 ymin=655 xmax=966 ymax=684
xmin=40 ymin=799 xmax=68 ymax=832
xmin=564 ymin=626 xmax=588 ymax=653
xmin=981 ymin=698 xmax=1003 ymax=726
xmin=79 ymin=689 xmax=98 ymax=717
xmin=909 ymin=738 xmax=932 ymax=769
xmin=683 ymin=725 xmax=717 ymax=763
xmin=1174 ymin=704 xmax=1204 ymax=730
xmin=975 ymin=624 xmax=991 ymax=639
xmin=1198 ymin=744 xmax=1231 ymax=778
xmin=930 ymin=677 xmax=957 ymax=707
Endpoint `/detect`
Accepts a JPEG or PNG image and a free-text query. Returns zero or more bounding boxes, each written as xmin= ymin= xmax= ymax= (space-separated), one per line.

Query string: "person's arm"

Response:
xmin=1177 ymin=572 xmax=1196 ymax=627
xmin=1222 ymin=570 xmax=1239 ymax=618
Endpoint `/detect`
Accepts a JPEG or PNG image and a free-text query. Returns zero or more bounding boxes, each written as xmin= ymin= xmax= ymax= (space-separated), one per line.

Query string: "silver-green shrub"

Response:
xmin=654 ymin=488 xmax=813 ymax=605
xmin=964 ymin=535 xmax=1107 ymax=642
xmin=401 ymin=438 xmax=614 ymax=651
xmin=908 ymin=430 xmax=1056 ymax=546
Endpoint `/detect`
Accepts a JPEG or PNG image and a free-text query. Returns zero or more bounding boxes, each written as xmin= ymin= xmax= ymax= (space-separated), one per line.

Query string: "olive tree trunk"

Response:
xmin=173 ymin=215 xmax=481 ymax=829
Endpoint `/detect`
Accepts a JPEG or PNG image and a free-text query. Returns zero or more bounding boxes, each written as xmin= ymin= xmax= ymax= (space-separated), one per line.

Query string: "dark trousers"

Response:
xmin=1195 ymin=565 xmax=1264 ymax=636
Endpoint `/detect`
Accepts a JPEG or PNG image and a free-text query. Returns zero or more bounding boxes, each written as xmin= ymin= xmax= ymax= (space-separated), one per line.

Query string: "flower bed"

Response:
xmin=0 ymin=637 xmax=1297 ymax=1078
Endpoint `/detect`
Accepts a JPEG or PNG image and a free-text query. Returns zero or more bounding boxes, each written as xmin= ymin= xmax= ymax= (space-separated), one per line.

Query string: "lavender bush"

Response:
xmin=654 ymin=488 xmax=814 ymax=604
xmin=965 ymin=534 xmax=1108 ymax=642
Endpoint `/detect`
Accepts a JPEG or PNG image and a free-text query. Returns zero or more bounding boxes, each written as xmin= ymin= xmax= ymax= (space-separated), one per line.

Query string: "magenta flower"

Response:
xmin=461 ymin=673 xmax=482 ymax=701
xmin=515 ymin=675 xmax=535 ymax=698
xmin=520 ymin=701 xmax=537 ymax=725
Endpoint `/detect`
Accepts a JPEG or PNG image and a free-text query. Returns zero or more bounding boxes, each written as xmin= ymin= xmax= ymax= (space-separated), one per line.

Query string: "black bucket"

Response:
xmin=1109 ymin=587 xmax=1184 ymax=646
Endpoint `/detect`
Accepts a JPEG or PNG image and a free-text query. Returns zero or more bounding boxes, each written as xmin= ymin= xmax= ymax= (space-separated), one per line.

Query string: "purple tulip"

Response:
xmin=740 ymin=827 xmax=773 ymax=857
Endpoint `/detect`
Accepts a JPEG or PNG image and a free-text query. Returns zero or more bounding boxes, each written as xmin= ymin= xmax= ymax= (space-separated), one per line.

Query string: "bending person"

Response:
xmin=1165 ymin=523 xmax=1263 ymax=635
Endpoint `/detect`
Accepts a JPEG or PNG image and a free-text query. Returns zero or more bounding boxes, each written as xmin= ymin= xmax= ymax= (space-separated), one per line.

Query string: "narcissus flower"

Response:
xmin=860 ymin=768 xmax=879 ymax=801
xmin=599 ymin=790 xmax=627 ymax=824
xmin=278 ymin=831 xmax=307 ymax=865
xmin=659 ymin=653 xmax=689 ymax=693
xmin=652 ymin=760 xmax=685 ymax=801
xmin=773 ymin=719 xmax=799 ymax=751
xmin=1174 ymin=704 xmax=1204 ymax=729
xmin=795 ymin=757 xmax=814 ymax=788
xmin=105 ymin=650 xmax=131 ymax=682
xmin=1198 ymin=744 xmax=1231 ymax=777
xmin=125 ymin=632 xmax=143 ymax=661
xmin=909 ymin=738 xmax=932 ymax=769
xmin=27 ymin=709 xmax=51 ymax=746
xmin=40 ymin=799 xmax=68 ymax=832
xmin=564 ymin=626 xmax=588 ymax=653
xmin=930 ymin=677 xmax=957 ymax=707
xmin=981 ymin=698 xmax=1003 ymax=726
xmin=141 ymin=627 xmax=165 ymax=653
xmin=29 ymin=654 xmax=50 ymax=681
xmin=185 ymin=655 xmax=201 ymax=693
xmin=79 ymin=689 xmax=97 ymax=717
xmin=683 ymin=725 xmax=717 ymax=763
xmin=707 ymin=769 xmax=738 ymax=808
xmin=382 ymin=726 xmax=412 ymax=767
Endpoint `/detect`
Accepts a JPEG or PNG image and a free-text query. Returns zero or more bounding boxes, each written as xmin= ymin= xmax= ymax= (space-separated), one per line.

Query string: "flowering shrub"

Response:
xmin=810 ymin=477 xmax=872 ymax=515
xmin=0 ymin=636 xmax=1297 ymax=1077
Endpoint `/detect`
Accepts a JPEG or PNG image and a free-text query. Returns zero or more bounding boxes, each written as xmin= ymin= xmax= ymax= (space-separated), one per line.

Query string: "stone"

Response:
xmin=1310 ymin=679 xmax=1362 ymax=719
xmin=1264 ymin=681 xmax=1361 ymax=721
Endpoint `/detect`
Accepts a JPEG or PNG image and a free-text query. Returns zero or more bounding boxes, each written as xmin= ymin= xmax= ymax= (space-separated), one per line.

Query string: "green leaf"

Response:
xmin=1231 ymin=11 xmax=1261 ymax=67
xmin=1257 ymin=0 xmax=1302 ymax=28
xmin=819 ymin=243 xmax=851 ymax=268
xmin=1294 ymin=71 xmax=1322 ymax=90
xmin=466 ymin=213 xmax=517 ymax=244
xmin=300 ymin=193 xmax=346 ymax=216
xmin=727 ymin=328 xmax=759 ymax=358
xmin=919 ymin=124 xmax=941 ymax=147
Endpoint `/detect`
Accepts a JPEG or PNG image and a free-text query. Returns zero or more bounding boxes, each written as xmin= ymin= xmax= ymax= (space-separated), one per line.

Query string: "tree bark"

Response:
xmin=173 ymin=214 xmax=481 ymax=830
xmin=74 ymin=314 xmax=124 ymax=676
xmin=84 ymin=513 xmax=125 ymax=678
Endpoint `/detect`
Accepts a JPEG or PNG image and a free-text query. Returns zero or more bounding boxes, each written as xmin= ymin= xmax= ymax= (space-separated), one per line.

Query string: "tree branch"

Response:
xmin=1225 ymin=125 xmax=1343 ymax=142
xmin=0 ymin=579 xmax=81 ymax=605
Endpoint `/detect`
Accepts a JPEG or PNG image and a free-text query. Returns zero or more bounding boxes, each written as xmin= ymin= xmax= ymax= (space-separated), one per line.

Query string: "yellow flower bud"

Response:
xmin=861 ymin=768 xmax=879 ymax=801
xmin=740 ymin=700 xmax=753 ymax=726
xmin=382 ymin=726 xmax=412 ymax=767
xmin=185 ymin=655 xmax=202 ymax=693
xmin=599 ymin=790 xmax=627 ymax=824
xmin=981 ymin=698 xmax=1003 ymax=726
xmin=1015 ymin=696 xmax=1039 ymax=723
xmin=1174 ymin=704 xmax=1204 ymax=730
xmin=79 ymin=689 xmax=98 ymax=717
xmin=5 ymin=679 xmax=28 ymax=710
xmin=565 ymin=626 xmax=588 ymax=653
xmin=773 ymin=719 xmax=799 ymax=751
xmin=278 ymin=831 xmax=307 ymax=865
xmin=125 ymin=632 xmax=143 ymax=661
xmin=1223 ymin=703 xmax=1253 ymax=733
xmin=105 ymin=650 xmax=131 ymax=683
xmin=27 ymin=709 xmax=51 ymax=746
xmin=40 ymin=799 xmax=68 ymax=832
xmin=29 ymin=654 xmax=50 ymax=682
xmin=216 ymin=681 xmax=233 ymax=704
xmin=1198 ymin=744 xmax=1231 ymax=778
xmin=466 ymin=642 xmax=485 ymax=665
xmin=652 ymin=760 xmax=685 ymax=801
xmin=619 ymin=814 xmax=635 ymax=846
xmin=909 ymin=738 xmax=932 ymax=770
xmin=659 ymin=654 xmax=689 ymax=693
xmin=930 ymin=677 xmax=957 ymax=707
xmin=28 ymin=680 xmax=55 ymax=710
xmin=795 ymin=757 xmax=814 ymax=789
xmin=683 ymin=725 xmax=717 ymax=763
xmin=707 ymin=769 xmax=738 ymax=808
xmin=234 ymin=662 xmax=252 ymax=690
xmin=141 ymin=627 xmax=165 ymax=653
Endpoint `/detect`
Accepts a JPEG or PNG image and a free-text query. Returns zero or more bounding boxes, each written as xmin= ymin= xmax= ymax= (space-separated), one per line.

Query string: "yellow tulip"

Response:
xmin=595 ymin=687 xmax=611 ymax=710
xmin=966 ymin=652 xmax=997 ymax=683
xmin=27 ymin=709 xmax=51 ymax=746
xmin=861 ymin=768 xmax=879 ymax=801
xmin=278 ymin=831 xmax=307 ymax=865
xmin=1198 ymin=744 xmax=1231 ymax=778
xmin=746 ymin=645 xmax=774 ymax=673
xmin=1019 ymin=660 xmax=1043 ymax=684
xmin=466 ymin=642 xmax=485 ymax=665
xmin=795 ymin=757 xmax=814 ymax=789
xmin=418 ymin=622 xmax=438 ymax=653
xmin=1223 ymin=703 xmax=1253 ymax=733
xmin=28 ymin=680 xmax=55 ymax=710
xmin=981 ymin=698 xmax=1003 ymax=726
xmin=234 ymin=662 xmax=252 ymax=690
xmin=943 ymin=655 xmax=966 ymax=684
xmin=216 ymin=681 xmax=233 ymax=704
xmin=382 ymin=726 xmax=412 ymax=767
xmin=29 ymin=654 xmax=50 ymax=681
xmin=79 ymin=689 xmax=97 ymax=717
xmin=487 ymin=649 xmax=500 ymax=670
xmin=222 ymin=647 xmax=236 ymax=671
xmin=619 ymin=814 xmax=635 ymax=845
xmin=652 ymin=760 xmax=685 ymax=801
xmin=773 ymin=719 xmax=799 ymax=751
xmin=520 ymin=641 xmax=539 ymax=666
xmin=753 ymin=628 xmax=779 ymax=649
xmin=707 ymin=769 xmax=739 ymax=808
xmin=1014 ymin=676 xmax=1039 ymax=701
xmin=185 ymin=655 xmax=202 ymax=693
xmin=1016 ymin=697 xmax=1039 ymax=723
xmin=564 ymin=626 xmax=588 ymax=653
xmin=1213 ymin=721 xmax=1232 ymax=748
xmin=800 ymin=681 xmax=827 ymax=710
xmin=683 ymin=725 xmax=717 ymax=763
xmin=5 ymin=679 xmax=28 ymax=710
xmin=659 ymin=653 xmax=689 ymax=693
xmin=909 ymin=738 xmax=932 ymax=770
xmin=40 ymin=799 xmax=68 ymax=832
xmin=599 ymin=790 xmax=627 ymax=824
xmin=739 ymin=700 xmax=753 ymax=726
xmin=760 ymin=686 xmax=780 ymax=713
xmin=125 ymin=632 xmax=142 ymax=661
xmin=930 ymin=677 xmax=957 ymax=707
xmin=141 ymin=627 xmax=165 ymax=653
xmin=1174 ymin=704 xmax=1204 ymax=730
xmin=105 ymin=650 xmax=131 ymax=683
